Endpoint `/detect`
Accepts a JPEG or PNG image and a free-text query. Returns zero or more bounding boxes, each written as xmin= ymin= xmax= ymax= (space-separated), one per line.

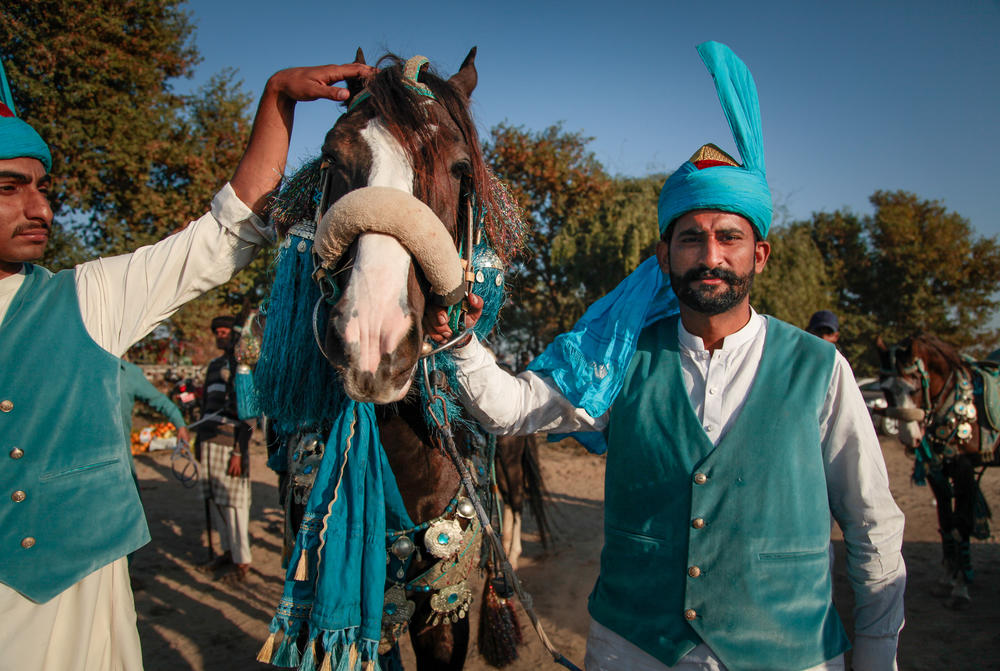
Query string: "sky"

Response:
xmin=182 ymin=0 xmax=1000 ymax=237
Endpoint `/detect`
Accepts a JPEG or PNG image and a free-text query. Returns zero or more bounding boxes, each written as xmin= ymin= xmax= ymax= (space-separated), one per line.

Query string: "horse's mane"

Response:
xmin=908 ymin=333 xmax=965 ymax=371
xmin=360 ymin=55 xmax=501 ymax=247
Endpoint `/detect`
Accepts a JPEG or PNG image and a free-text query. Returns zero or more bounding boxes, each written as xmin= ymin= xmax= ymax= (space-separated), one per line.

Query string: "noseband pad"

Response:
xmin=314 ymin=186 xmax=465 ymax=306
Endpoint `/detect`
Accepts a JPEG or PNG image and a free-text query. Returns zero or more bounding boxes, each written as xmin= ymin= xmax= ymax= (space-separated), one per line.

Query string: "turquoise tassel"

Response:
xmin=235 ymin=364 xmax=261 ymax=419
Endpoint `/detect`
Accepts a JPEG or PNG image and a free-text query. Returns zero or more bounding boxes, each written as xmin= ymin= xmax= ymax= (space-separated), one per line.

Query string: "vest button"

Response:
xmin=11 ymin=490 xmax=25 ymax=503
xmin=0 ymin=400 xmax=12 ymax=412
xmin=684 ymin=608 xmax=697 ymax=620
xmin=21 ymin=537 xmax=35 ymax=549
xmin=9 ymin=447 xmax=24 ymax=459
xmin=692 ymin=518 xmax=705 ymax=529
xmin=688 ymin=566 xmax=701 ymax=578
xmin=693 ymin=473 xmax=708 ymax=485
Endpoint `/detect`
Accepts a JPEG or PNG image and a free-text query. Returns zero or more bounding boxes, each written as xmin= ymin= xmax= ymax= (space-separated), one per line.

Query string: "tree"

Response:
xmin=1 ymin=1 xmax=258 ymax=359
xmin=486 ymin=123 xmax=663 ymax=354
xmin=796 ymin=191 xmax=1000 ymax=372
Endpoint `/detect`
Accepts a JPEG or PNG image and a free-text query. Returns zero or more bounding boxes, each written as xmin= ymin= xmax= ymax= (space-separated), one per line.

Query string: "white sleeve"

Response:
xmin=74 ymin=183 xmax=275 ymax=356
xmin=451 ymin=336 xmax=607 ymax=436
xmin=820 ymin=352 xmax=906 ymax=671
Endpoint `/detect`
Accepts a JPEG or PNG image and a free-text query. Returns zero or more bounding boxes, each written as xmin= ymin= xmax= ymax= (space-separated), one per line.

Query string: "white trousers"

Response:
xmin=0 ymin=557 xmax=143 ymax=671
xmin=209 ymin=498 xmax=252 ymax=565
xmin=585 ymin=620 xmax=845 ymax=671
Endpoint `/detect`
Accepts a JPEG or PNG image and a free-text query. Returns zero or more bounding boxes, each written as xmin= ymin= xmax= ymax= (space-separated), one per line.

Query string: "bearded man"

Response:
xmin=428 ymin=42 xmax=904 ymax=671
xmin=0 ymin=59 xmax=372 ymax=670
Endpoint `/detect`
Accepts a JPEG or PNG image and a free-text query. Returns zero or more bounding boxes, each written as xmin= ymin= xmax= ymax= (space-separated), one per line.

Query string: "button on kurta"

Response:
xmin=0 ymin=400 xmax=12 ymax=412
xmin=688 ymin=566 xmax=701 ymax=578
xmin=9 ymin=447 xmax=23 ymax=459
xmin=21 ymin=537 xmax=35 ymax=549
xmin=692 ymin=517 xmax=705 ymax=529
xmin=684 ymin=609 xmax=697 ymax=620
xmin=693 ymin=472 xmax=708 ymax=485
xmin=11 ymin=490 xmax=25 ymax=503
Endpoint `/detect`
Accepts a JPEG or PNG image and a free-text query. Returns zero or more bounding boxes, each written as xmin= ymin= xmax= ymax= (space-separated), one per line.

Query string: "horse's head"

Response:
xmin=876 ymin=333 xmax=963 ymax=447
xmin=303 ymin=49 xmax=491 ymax=404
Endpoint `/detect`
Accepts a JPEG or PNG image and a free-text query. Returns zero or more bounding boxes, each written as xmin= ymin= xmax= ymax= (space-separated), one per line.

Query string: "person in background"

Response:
xmin=806 ymin=309 xmax=841 ymax=345
xmin=195 ymin=315 xmax=253 ymax=583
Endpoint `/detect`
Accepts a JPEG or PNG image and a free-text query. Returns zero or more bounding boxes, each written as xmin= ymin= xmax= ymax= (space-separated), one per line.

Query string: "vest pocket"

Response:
xmin=756 ymin=548 xmax=829 ymax=562
xmin=40 ymin=457 xmax=119 ymax=481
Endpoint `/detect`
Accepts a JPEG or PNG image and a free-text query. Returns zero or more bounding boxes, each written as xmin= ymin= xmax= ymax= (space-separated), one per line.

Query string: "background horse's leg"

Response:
xmin=927 ymin=467 xmax=958 ymax=596
xmin=495 ymin=436 xmax=525 ymax=569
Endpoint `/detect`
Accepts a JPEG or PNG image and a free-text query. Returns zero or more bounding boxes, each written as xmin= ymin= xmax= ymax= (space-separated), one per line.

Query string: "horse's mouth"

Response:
xmin=341 ymin=365 xmax=416 ymax=404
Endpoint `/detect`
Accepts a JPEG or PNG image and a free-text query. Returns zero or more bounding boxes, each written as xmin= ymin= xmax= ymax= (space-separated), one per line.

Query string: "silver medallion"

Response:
xmin=424 ymin=519 xmax=464 ymax=559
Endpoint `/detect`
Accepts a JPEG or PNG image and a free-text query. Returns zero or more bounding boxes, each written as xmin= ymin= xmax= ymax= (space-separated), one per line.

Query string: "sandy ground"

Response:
xmin=131 ymin=433 xmax=1000 ymax=671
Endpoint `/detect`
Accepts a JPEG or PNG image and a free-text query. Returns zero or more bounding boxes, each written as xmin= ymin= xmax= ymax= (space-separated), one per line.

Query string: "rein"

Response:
xmin=421 ymin=360 xmax=583 ymax=671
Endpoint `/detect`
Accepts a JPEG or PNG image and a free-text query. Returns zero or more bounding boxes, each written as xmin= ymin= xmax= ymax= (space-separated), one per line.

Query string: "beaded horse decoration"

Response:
xmin=253 ymin=50 xmax=527 ymax=670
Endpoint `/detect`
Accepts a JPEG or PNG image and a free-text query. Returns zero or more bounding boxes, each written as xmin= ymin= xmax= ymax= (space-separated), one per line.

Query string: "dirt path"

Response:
xmin=131 ymin=435 xmax=1000 ymax=670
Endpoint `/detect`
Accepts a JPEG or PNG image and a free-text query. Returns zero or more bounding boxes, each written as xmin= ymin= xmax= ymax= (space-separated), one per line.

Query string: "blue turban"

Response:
xmin=658 ymin=41 xmax=771 ymax=238
xmin=0 ymin=59 xmax=51 ymax=171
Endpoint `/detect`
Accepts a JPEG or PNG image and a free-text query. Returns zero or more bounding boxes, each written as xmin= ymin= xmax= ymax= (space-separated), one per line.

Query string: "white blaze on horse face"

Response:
xmin=339 ymin=119 xmax=416 ymax=387
xmin=884 ymin=375 xmax=923 ymax=447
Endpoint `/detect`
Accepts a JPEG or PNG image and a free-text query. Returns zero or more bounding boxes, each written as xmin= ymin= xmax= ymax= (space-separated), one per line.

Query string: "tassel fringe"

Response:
xmin=256 ymin=632 xmax=276 ymax=663
xmin=294 ymin=547 xmax=309 ymax=581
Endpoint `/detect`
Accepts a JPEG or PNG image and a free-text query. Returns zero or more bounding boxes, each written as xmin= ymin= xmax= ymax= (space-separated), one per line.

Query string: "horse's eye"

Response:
xmin=451 ymin=160 xmax=472 ymax=179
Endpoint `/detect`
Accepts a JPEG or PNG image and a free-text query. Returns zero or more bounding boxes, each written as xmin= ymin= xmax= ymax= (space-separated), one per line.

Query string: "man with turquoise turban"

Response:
xmin=430 ymin=42 xmax=904 ymax=670
xmin=0 ymin=59 xmax=372 ymax=670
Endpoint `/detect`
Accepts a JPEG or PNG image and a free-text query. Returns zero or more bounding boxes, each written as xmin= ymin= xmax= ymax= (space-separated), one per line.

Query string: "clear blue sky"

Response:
xmin=183 ymin=0 xmax=1000 ymax=237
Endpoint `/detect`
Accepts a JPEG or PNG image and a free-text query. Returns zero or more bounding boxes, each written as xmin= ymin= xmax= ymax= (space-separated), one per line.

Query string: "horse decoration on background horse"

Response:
xmin=248 ymin=49 xmax=560 ymax=671
xmin=877 ymin=334 xmax=999 ymax=608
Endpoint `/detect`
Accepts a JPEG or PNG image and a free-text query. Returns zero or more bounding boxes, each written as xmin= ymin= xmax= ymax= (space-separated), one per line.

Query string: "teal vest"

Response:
xmin=0 ymin=265 xmax=149 ymax=602
xmin=589 ymin=316 xmax=849 ymax=671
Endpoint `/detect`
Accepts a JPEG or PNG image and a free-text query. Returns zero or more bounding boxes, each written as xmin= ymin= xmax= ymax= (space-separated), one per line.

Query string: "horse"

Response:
xmin=876 ymin=333 xmax=999 ymax=609
xmin=255 ymin=49 xmax=537 ymax=670
xmin=494 ymin=434 xmax=550 ymax=570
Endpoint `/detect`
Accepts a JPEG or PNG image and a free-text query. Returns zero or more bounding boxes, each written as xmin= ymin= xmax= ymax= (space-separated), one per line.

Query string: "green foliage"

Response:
xmin=2 ymin=1 xmax=259 ymax=360
xmin=752 ymin=223 xmax=836 ymax=329
xmin=485 ymin=123 xmax=662 ymax=354
xmin=783 ymin=191 xmax=1000 ymax=373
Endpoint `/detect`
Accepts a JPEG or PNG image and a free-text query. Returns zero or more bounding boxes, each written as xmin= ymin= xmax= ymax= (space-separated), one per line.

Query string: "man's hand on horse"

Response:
xmin=267 ymin=63 xmax=375 ymax=103
xmin=425 ymin=293 xmax=484 ymax=345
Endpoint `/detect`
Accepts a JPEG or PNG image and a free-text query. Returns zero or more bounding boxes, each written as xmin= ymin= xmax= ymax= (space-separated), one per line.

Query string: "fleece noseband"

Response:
xmin=313 ymin=186 xmax=466 ymax=307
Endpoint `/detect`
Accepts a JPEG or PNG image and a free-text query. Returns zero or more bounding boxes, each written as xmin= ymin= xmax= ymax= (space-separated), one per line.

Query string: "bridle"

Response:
xmin=308 ymin=56 xmax=481 ymax=364
xmin=884 ymin=347 xmax=977 ymax=456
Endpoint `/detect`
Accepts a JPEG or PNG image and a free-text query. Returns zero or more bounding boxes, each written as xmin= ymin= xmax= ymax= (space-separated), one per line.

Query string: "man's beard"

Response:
xmin=670 ymin=266 xmax=754 ymax=316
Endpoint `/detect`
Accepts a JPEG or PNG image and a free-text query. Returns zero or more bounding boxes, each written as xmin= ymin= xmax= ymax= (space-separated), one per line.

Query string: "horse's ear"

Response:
xmin=347 ymin=47 xmax=367 ymax=99
xmin=875 ymin=335 xmax=888 ymax=352
xmin=449 ymin=47 xmax=478 ymax=98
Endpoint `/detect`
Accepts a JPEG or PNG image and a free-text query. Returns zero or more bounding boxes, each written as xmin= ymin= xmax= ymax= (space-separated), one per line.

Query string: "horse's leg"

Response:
xmin=408 ymin=608 xmax=470 ymax=671
xmin=944 ymin=455 xmax=978 ymax=609
xmin=504 ymin=504 xmax=523 ymax=570
xmin=927 ymin=468 xmax=958 ymax=595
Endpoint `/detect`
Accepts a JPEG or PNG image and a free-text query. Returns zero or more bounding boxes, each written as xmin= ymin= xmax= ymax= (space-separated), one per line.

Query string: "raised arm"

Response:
xmin=75 ymin=62 xmax=374 ymax=356
xmin=231 ymin=63 xmax=373 ymax=215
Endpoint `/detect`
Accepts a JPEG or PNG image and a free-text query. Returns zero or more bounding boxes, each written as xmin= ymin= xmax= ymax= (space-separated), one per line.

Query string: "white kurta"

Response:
xmin=0 ymin=184 xmax=271 ymax=671
xmin=452 ymin=310 xmax=906 ymax=671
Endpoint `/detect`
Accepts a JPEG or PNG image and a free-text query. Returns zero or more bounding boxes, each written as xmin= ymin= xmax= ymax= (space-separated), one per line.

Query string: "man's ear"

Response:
xmin=656 ymin=239 xmax=670 ymax=275
xmin=754 ymin=240 xmax=771 ymax=273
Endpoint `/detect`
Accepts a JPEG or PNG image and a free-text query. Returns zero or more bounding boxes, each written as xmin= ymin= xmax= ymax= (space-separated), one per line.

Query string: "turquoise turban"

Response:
xmin=658 ymin=41 xmax=771 ymax=239
xmin=0 ymin=59 xmax=51 ymax=171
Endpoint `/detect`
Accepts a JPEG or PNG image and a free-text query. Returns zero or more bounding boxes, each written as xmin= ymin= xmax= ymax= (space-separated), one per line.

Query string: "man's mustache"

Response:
xmin=681 ymin=266 xmax=740 ymax=284
xmin=13 ymin=222 xmax=51 ymax=235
